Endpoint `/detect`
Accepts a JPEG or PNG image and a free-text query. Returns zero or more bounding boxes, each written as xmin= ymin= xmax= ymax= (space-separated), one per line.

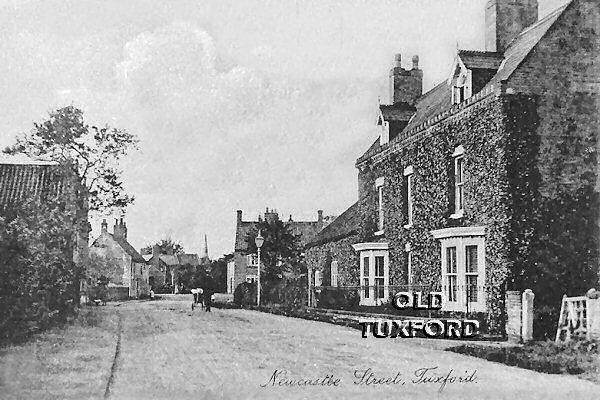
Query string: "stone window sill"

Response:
xmin=450 ymin=210 xmax=464 ymax=219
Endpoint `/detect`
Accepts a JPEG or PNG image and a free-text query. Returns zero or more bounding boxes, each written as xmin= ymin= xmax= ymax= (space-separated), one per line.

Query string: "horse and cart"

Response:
xmin=191 ymin=288 xmax=213 ymax=311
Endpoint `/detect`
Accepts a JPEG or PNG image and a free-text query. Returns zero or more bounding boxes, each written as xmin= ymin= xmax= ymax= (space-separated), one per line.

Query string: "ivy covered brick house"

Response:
xmin=228 ymin=208 xmax=327 ymax=294
xmin=307 ymin=0 xmax=599 ymax=332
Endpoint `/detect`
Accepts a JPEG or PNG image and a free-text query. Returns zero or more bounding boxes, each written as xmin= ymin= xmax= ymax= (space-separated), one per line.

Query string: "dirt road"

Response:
xmin=1 ymin=296 xmax=598 ymax=399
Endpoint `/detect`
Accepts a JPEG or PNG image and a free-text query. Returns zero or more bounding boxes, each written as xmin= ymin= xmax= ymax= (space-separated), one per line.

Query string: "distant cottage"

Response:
xmin=146 ymin=246 xmax=203 ymax=291
xmin=90 ymin=219 xmax=149 ymax=298
xmin=227 ymin=208 xmax=330 ymax=294
xmin=307 ymin=0 xmax=599 ymax=333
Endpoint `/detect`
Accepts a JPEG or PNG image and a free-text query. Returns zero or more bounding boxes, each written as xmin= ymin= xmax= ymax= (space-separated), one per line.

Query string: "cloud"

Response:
xmin=96 ymin=22 xmax=378 ymax=255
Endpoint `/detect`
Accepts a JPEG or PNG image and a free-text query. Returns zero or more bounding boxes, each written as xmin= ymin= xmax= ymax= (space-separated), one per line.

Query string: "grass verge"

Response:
xmin=0 ymin=306 xmax=118 ymax=400
xmin=447 ymin=339 xmax=600 ymax=384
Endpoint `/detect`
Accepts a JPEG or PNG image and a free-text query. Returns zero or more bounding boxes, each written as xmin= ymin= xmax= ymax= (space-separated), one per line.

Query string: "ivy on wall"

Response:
xmin=308 ymin=90 xmax=598 ymax=336
xmin=306 ymin=234 xmax=360 ymax=287
xmin=357 ymin=95 xmax=512 ymax=334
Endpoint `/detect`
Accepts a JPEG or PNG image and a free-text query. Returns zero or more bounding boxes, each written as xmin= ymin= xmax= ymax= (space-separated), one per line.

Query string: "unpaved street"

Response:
xmin=1 ymin=297 xmax=598 ymax=399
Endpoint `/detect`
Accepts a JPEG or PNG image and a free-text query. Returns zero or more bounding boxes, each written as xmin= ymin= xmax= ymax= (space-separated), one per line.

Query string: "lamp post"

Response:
xmin=255 ymin=230 xmax=264 ymax=307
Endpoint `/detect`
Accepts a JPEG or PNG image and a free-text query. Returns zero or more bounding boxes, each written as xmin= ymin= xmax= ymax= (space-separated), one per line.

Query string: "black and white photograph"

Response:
xmin=0 ymin=0 xmax=598 ymax=398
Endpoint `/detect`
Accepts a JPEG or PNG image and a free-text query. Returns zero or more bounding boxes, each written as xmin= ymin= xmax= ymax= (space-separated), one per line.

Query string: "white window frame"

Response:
xmin=375 ymin=177 xmax=385 ymax=234
xmin=403 ymin=165 xmax=414 ymax=228
xmin=353 ymin=242 xmax=389 ymax=306
xmin=451 ymin=145 xmax=465 ymax=218
xmin=314 ymin=270 xmax=323 ymax=287
xmin=431 ymin=227 xmax=486 ymax=312
xmin=405 ymin=242 xmax=413 ymax=287
xmin=246 ymin=253 xmax=258 ymax=266
xmin=451 ymin=69 xmax=472 ymax=104
xmin=330 ymin=261 xmax=338 ymax=287
xmin=380 ymin=120 xmax=390 ymax=145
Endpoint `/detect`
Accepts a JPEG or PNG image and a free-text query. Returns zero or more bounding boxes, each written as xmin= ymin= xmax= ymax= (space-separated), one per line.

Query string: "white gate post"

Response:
xmin=522 ymin=289 xmax=535 ymax=342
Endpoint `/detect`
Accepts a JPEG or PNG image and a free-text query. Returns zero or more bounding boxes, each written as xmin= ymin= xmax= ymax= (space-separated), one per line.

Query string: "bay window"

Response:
xmin=353 ymin=242 xmax=389 ymax=306
xmin=431 ymin=226 xmax=486 ymax=312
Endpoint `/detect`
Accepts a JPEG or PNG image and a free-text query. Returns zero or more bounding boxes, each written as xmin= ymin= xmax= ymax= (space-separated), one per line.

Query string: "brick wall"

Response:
xmin=505 ymin=0 xmax=600 ymax=300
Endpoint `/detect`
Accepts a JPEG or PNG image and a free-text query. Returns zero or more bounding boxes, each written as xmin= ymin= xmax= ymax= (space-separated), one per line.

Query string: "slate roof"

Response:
xmin=306 ymin=202 xmax=360 ymax=248
xmin=0 ymin=163 xmax=66 ymax=207
xmin=90 ymin=232 xmax=146 ymax=263
xmin=379 ymin=104 xmax=416 ymax=123
xmin=458 ymin=50 xmax=503 ymax=70
xmin=288 ymin=221 xmax=325 ymax=247
xmin=234 ymin=217 xmax=325 ymax=252
xmin=159 ymin=254 xmax=180 ymax=266
xmin=178 ymin=253 xmax=201 ymax=266
xmin=401 ymin=81 xmax=451 ymax=134
xmin=358 ymin=1 xmax=571 ymax=163
xmin=486 ymin=2 xmax=570 ymax=87
xmin=234 ymin=221 xmax=258 ymax=252
xmin=113 ymin=236 xmax=146 ymax=263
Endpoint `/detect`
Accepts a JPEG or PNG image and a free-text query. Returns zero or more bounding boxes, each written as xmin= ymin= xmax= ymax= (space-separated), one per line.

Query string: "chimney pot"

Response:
xmin=390 ymin=53 xmax=422 ymax=106
xmin=412 ymin=55 xmax=419 ymax=70
xmin=394 ymin=53 xmax=402 ymax=68
xmin=318 ymin=210 xmax=324 ymax=222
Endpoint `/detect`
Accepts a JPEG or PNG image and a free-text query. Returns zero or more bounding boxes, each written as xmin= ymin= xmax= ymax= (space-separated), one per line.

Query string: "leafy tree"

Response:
xmin=3 ymin=105 xmax=139 ymax=213
xmin=208 ymin=254 xmax=232 ymax=293
xmin=141 ymin=238 xmax=185 ymax=255
xmin=245 ymin=219 xmax=302 ymax=284
xmin=0 ymin=197 xmax=79 ymax=342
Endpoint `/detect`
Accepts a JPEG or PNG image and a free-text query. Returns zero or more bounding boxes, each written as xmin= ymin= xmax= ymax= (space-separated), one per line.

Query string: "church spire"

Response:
xmin=202 ymin=234 xmax=209 ymax=262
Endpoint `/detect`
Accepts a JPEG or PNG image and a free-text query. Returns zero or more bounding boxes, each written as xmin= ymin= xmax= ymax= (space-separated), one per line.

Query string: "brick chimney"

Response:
xmin=389 ymin=53 xmax=423 ymax=106
xmin=101 ymin=219 xmax=108 ymax=233
xmin=237 ymin=210 xmax=243 ymax=224
xmin=485 ymin=0 xmax=538 ymax=53
xmin=113 ymin=218 xmax=127 ymax=240
xmin=317 ymin=210 xmax=323 ymax=222
xmin=264 ymin=207 xmax=279 ymax=224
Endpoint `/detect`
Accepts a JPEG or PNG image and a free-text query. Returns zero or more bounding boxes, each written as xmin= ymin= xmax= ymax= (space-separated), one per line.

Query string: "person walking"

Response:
xmin=203 ymin=288 xmax=212 ymax=312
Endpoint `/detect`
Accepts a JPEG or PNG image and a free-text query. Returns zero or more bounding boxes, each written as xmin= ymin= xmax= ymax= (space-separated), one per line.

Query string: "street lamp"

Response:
xmin=255 ymin=230 xmax=264 ymax=307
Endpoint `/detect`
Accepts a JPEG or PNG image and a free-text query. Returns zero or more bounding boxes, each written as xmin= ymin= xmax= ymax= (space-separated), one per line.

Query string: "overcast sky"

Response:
xmin=0 ymin=0 xmax=566 ymax=257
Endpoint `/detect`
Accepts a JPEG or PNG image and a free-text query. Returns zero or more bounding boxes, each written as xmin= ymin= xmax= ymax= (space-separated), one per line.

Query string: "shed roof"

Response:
xmin=0 ymin=163 xmax=67 ymax=207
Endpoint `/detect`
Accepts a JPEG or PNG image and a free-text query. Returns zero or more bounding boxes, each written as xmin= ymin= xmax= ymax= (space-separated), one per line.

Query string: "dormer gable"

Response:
xmin=448 ymin=50 xmax=503 ymax=104
xmin=377 ymin=103 xmax=416 ymax=145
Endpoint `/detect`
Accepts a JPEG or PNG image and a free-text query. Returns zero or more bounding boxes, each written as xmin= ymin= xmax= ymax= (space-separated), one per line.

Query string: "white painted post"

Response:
xmin=522 ymin=289 xmax=535 ymax=342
